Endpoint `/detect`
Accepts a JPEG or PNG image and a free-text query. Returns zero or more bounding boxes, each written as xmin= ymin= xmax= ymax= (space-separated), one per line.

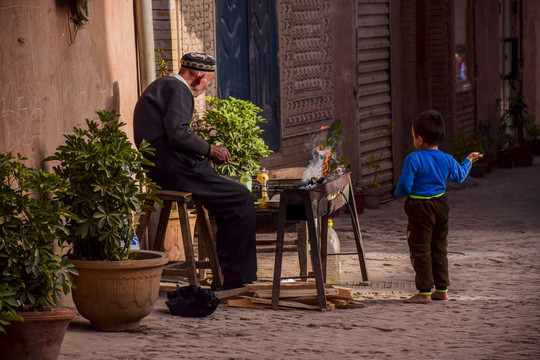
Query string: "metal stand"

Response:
xmin=271 ymin=174 xmax=369 ymax=310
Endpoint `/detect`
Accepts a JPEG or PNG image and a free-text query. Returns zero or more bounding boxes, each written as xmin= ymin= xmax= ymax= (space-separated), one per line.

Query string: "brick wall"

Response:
xmin=456 ymin=90 xmax=475 ymax=133
xmin=152 ymin=0 xmax=177 ymax=74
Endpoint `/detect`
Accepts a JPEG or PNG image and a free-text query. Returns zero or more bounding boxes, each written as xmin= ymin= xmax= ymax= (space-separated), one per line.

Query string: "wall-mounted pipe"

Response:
xmin=134 ymin=0 xmax=156 ymax=93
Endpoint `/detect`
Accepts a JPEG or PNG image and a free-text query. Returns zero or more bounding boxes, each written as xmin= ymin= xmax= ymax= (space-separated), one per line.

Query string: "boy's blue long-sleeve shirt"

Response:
xmin=394 ymin=149 xmax=472 ymax=198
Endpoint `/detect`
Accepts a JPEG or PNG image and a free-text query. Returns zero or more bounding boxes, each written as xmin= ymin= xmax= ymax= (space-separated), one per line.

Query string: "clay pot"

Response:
xmin=345 ymin=191 xmax=366 ymax=214
xmin=0 ymin=309 xmax=74 ymax=360
xmin=470 ymin=162 xmax=488 ymax=178
xmin=496 ymin=149 xmax=514 ymax=168
xmin=364 ymin=191 xmax=383 ymax=209
xmin=513 ymin=146 xmax=533 ymax=166
xmin=70 ymin=250 xmax=168 ymax=331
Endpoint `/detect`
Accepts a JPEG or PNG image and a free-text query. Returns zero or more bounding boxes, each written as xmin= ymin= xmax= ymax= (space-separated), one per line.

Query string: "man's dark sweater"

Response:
xmin=133 ymin=75 xmax=257 ymax=289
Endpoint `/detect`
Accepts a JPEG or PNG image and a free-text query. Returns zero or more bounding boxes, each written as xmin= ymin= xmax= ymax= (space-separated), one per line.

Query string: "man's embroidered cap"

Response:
xmin=180 ymin=52 xmax=216 ymax=72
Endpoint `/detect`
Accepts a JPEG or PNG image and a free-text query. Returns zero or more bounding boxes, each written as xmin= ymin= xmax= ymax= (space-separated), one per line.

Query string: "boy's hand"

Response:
xmin=466 ymin=152 xmax=483 ymax=163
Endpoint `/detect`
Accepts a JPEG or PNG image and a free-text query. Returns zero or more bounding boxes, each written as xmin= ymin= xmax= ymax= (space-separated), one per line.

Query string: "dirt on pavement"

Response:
xmin=59 ymin=157 xmax=540 ymax=360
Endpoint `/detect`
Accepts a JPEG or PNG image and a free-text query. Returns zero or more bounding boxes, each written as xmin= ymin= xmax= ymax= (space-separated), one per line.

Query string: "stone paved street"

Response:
xmin=59 ymin=157 xmax=540 ymax=360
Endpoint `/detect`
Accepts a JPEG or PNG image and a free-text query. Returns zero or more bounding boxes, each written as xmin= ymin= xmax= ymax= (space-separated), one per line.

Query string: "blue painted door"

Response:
xmin=216 ymin=0 xmax=281 ymax=151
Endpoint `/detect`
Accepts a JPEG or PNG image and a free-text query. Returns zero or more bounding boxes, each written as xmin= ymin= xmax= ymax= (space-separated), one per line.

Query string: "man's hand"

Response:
xmin=466 ymin=152 xmax=483 ymax=163
xmin=209 ymin=144 xmax=231 ymax=165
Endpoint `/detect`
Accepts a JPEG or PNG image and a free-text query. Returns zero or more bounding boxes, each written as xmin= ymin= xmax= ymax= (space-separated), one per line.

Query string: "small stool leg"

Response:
xmin=178 ymin=200 xmax=199 ymax=286
xmin=305 ymin=200 xmax=328 ymax=310
xmin=153 ymin=200 xmax=172 ymax=252
xmin=320 ymin=215 xmax=328 ymax=283
xmin=136 ymin=200 xmax=153 ymax=250
xmin=296 ymin=222 xmax=308 ymax=278
xmin=347 ymin=181 xmax=369 ymax=282
xmin=193 ymin=198 xmax=223 ymax=290
xmin=271 ymin=199 xmax=288 ymax=309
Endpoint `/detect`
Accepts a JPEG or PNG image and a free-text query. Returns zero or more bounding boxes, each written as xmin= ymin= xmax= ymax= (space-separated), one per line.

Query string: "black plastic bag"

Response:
xmin=165 ymin=284 xmax=220 ymax=317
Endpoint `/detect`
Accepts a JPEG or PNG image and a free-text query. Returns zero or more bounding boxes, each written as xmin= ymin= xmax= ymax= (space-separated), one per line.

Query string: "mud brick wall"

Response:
xmin=456 ymin=90 xmax=475 ymax=133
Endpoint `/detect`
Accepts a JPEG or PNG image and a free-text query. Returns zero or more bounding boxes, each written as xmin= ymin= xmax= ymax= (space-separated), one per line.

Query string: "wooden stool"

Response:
xmin=136 ymin=190 xmax=223 ymax=289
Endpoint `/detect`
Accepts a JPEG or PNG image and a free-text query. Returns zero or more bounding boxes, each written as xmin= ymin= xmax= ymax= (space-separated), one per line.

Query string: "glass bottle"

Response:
xmin=240 ymin=169 xmax=252 ymax=192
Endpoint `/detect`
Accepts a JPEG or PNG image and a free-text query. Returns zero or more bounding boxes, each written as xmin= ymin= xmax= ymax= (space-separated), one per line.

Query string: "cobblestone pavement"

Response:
xmin=59 ymin=157 xmax=540 ymax=359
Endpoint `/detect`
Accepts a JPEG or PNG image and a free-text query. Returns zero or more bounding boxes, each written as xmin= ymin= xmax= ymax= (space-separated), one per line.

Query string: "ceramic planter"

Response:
xmin=496 ymin=149 xmax=514 ymax=168
xmin=345 ymin=190 xmax=366 ymax=214
xmin=531 ymin=140 xmax=540 ymax=155
xmin=470 ymin=162 xmax=488 ymax=178
xmin=513 ymin=146 xmax=533 ymax=166
xmin=0 ymin=309 xmax=74 ymax=360
xmin=364 ymin=191 xmax=383 ymax=209
xmin=70 ymin=250 xmax=168 ymax=331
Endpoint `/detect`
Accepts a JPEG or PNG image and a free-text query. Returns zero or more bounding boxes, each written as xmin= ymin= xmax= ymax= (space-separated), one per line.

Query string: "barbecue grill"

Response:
xmin=265 ymin=172 xmax=369 ymax=310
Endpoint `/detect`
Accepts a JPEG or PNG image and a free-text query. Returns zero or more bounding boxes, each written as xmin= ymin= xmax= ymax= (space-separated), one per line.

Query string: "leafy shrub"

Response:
xmin=193 ymin=96 xmax=273 ymax=176
xmin=0 ymin=152 xmax=75 ymax=332
xmin=45 ymin=110 xmax=160 ymax=261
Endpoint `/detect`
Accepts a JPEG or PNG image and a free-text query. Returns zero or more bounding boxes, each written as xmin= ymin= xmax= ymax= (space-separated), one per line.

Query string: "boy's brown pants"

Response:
xmin=404 ymin=196 xmax=449 ymax=292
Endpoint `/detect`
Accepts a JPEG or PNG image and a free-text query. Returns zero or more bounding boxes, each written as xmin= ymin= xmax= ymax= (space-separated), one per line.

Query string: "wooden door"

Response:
xmin=216 ymin=0 xmax=281 ymax=151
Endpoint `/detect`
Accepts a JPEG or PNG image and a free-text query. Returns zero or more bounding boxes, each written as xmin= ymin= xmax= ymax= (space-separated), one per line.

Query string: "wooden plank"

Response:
xmin=246 ymin=282 xmax=333 ymax=291
xmin=329 ymin=299 xmax=348 ymax=306
xmin=227 ymin=299 xmax=271 ymax=309
xmin=337 ymin=300 xmax=366 ymax=309
xmin=240 ymin=296 xmax=321 ymax=310
xmin=255 ymin=287 xmax=339 ymax=299
xmin=327 ymin=286 xmax=356 ymax=301
xmin=214 ymin=287 xmax=251 ymax=301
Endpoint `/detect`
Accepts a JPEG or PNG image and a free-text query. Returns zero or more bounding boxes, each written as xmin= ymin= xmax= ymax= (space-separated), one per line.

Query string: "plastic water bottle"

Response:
xmin=240 ymin=169 xmax=252 ymax=192
xmin=256 ymin=167 xmax=270 ymax=207
xmin=326 ymin=219 xmax=341 ymax=284
xmin=131 ymin=233 xmax=140 ymax=250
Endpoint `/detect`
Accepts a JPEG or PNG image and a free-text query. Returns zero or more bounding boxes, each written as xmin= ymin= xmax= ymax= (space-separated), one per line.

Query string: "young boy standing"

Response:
xmin=395 ymin=110 xmax=482 ymax=304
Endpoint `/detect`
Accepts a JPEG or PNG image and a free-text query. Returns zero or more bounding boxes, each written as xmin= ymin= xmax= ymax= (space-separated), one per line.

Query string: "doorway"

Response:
xmin=215 ymin=0 xmax=281 ymax=152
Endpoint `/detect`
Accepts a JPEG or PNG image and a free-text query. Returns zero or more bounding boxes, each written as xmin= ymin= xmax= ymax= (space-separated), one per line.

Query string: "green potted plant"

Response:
xmin=155 ymin=48 xmax=172 ymax=77
xmin=45 ymin=110 xmax=168 ymax=331
xmin=453 ymin=128 xmax=487 ymax=177
xmin=362 ymin=154 xmax=384 ymax=209
xmin=0 ymin=152 xmax=76 ymax=359
xmin=193 ymin=96 xmax=273 ymax=177
xmin=477 ymin=119 xmax=495 ymax=173
xmin=498 ymin=94 xmax=533 ymax=167
xmin=358 ymin=123 xmax=394 ymax=209
xmin=525 ymin=115 xmax=540 ymax=155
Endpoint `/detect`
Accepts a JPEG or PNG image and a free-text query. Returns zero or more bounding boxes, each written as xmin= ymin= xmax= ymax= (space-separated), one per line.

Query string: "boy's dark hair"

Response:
xmin=413 ymin=110 xmax=445 ymax=145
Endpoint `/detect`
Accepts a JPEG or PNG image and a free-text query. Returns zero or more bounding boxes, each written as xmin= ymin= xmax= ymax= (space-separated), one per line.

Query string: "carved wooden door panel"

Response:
xmin=216 ymin=0 xmax=281 ymax=151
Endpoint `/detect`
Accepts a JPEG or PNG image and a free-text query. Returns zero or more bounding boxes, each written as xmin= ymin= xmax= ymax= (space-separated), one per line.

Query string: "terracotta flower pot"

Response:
xmin=345 ymin=191 xmax=366 ymax=214
xmin=513 ymin=146 xmax=533 ymax=166
xmin=70 ymin=250 xmax=168 ymax=331
xmin=496 ymin=149 xmax=514 ymax=168
xmin=470 ymin=162 xmax=487 ymax=178
xmin=0 ymin=309 xmax=74 ymax=360
xmin=364 ymin=191 xmax=383 ymax=209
